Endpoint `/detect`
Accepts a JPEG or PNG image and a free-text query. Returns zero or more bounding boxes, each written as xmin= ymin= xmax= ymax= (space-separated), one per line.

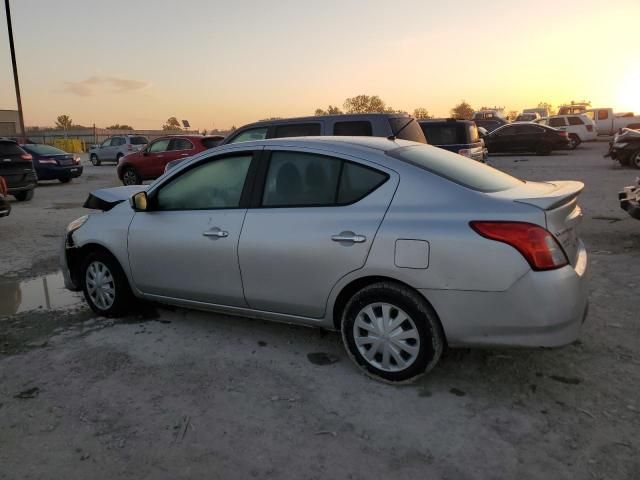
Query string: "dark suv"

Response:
xmin=0 ymin=138 xmax=37 ymax=201
xmin=419 ymin=119 xmax=486 ymax=162
xmin=223 ymin=113 xmax=427 ymax=145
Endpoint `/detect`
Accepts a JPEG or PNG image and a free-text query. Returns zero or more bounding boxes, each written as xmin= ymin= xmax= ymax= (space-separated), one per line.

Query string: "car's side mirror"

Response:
xmin=130 ymin=191 xmax=148 ymax=211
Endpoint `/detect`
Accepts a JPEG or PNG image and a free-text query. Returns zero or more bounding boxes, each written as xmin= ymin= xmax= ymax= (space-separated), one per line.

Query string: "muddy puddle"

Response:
xmin=0 ymin=271 xmax=83 ymax=317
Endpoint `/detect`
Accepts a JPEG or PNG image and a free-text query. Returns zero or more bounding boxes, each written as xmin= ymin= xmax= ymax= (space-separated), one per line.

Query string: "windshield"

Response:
xmin=388 ymin=144 xmax=524 ymax=192
xmin=129 ymin=136 xmax=148 ymax=145
xmin=23 ymin=144 xmax=67 ymax=155
xmin=389 ymin=118 xmax=427 ymax=143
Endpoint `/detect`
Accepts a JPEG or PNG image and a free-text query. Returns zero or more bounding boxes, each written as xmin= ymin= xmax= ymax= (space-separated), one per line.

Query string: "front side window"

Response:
xmin=228 ymin=127 xmax=268 ymax=144
xmin=568 ymin=116 xmax=584 ymax=126
xmin=169 ymin=138 xmax=194 ymax=151
xmin=113 ymin=137 xmax=124 ymax=146
xmin=492 ymin=125 xmax=516 ymax=137
xmin=101 ymin=138 xmax=112 ymax=147
xmin=273 ymin=123 xmax=321 ymax=138
xmin=333 ymin=121 xmax=373 ymax=136
xmin=598 ymin=110 xmax=609 ymax=120
xmin=549 ymin=117 xmax=566 ymax=127
xmin=149 ymin=139 xmax=171 ymax=153
xmin=156 ymin=155 xmax=252 ymax=210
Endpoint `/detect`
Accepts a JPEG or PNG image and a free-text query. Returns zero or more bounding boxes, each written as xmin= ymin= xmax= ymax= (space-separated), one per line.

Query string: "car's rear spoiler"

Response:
xmin=84 ymin=185 xmax=148 ymax=211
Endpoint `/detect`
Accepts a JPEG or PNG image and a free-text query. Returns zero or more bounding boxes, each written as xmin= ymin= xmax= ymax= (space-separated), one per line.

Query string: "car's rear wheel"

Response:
xmin=631 ymin=149 xmax=640 ymax=169
xmin=122 ymin=167 xmax=142 ymax=186
xmin=341 ymin=282 xmax=444 ymax=383
xmin=90 ymin=154 xmax=101 ymax=166
xmin=81 ymin=250 xmax=134 ymax=317
xmin=14 ymin=190 xmax=34 ymax=201
xmin=536 ymin=142 xmax=552 ymax=156
xmin=568 ymin=134 xmax=581 ymax=150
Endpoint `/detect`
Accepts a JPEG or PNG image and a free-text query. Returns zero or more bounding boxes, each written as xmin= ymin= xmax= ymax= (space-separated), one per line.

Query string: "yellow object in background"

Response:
xmin=49 ymin=139 xmax=85 ymax=153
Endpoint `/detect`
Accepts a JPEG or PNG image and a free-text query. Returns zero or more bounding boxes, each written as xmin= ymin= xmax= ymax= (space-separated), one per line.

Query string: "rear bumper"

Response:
xmin=421 ymin=241 xmax=589 ymax=348
xmin=619 ymin=186 xmax=640 ymax=220
xmin=36 ymin=165 xmax=83 ymax=180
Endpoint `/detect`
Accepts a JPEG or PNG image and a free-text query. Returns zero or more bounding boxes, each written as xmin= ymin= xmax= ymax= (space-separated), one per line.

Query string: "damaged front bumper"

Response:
xmin=619 ymin=182 xmax=640 ymax=220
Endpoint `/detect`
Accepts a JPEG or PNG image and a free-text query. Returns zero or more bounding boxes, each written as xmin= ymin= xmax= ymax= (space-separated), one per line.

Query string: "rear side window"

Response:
xmin=0 ymin=141 xmax=24 ymax=156
xmin=273 ymin=123 xmax=321 ymax=138
xmin=169 ymin=139 xmax=194 ymax=151
xmin=389 ymin=145 xmax=523 ymax=193
xmin=389 ymin=118 xmax=427 ymax=143
xmin=113 ymin=137 xmax=125 ymax=146
xmin=130 ymin=136 xmax=148 ymax=145
xmin=338 ymin=162 xmax=387 ymax=204
xmin=549 ymin=118 xmax=566 ymax=127
xmin=568 ymin=116 xmax=584 ymax=125
xmin=228 ymin=127 xmax=268 ymax=144
xmin=334 ymin=121 xmax=372 ymax=136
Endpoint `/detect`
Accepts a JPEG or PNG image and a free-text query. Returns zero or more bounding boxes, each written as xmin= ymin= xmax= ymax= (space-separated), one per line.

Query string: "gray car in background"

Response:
xmin=62 ymin=137 xmax=588 ymax=382
xmin=89 ymin=134 xmax=148 ymax=166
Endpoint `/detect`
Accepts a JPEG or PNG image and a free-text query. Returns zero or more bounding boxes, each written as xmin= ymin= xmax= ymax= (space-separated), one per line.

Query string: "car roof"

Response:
xmin=418 ymin=118 xmax=473 ymax=125
xmin=237 ymin=113 xmax=412 ymax=129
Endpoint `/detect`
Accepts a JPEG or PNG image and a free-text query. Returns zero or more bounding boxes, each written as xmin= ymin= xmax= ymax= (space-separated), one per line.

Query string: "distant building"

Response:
xmin=0 ymin=110 xmax=20 ymax=136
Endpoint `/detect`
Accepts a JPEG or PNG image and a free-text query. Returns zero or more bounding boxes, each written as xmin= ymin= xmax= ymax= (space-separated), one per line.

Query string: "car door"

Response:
xmin=98 ymin=138 xmax=114 ymax=159
xmin=238 ymin=147 xmax=398 ymax=318
xmin=161 ymin=138 xmax=196 ymax=176
xmin=486 ymin=126 xmax=515 ymax=152
xmin=138 ymin=138 xmax=171 ymax=178
xmin=127 ymin=150 xmax=259 ymax=306
xmin=106 ymin=137 xmax=123 ymax=160
xmin=515 ymin=124 xmax=544 ymax=151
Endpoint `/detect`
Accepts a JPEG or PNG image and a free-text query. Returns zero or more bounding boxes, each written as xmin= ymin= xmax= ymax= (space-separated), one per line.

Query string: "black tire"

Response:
xmin=340 ymin=282 xmax=444 ymax=383
xmin=13 ymin=189 xmax=34 ymax=201
xmin=90 ymin=154 xmax=101 ymax=166
xmin=116 ymin=153 xmax=124 ymax=163
xmin=59 ymin=178 xmax=71 ymax=184
xmin=536 ymin=142 xmax=552 ymax=156
xmin=80 ymin=250 xmax=135 ymax=317
xmin=631 ymin=149 xmax=640 ymax=169
xmin=121 ymin=167 xmax=142 ymax=186
xmin=568 ymin=134 xmax=581 ymax=150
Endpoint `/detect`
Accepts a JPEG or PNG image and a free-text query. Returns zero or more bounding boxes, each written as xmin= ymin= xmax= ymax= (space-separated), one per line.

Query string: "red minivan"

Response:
xmin=116 ymin=135 xmax=224 ymax=185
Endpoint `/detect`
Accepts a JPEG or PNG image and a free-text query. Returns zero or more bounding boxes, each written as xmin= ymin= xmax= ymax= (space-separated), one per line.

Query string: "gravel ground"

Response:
xmin=0 ymin=142 xmax=639 ymax=480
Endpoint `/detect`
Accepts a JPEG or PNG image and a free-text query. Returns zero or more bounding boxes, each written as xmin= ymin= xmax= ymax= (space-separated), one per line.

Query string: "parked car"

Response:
xmin=606 ymin=127 xmax=640 ymax=168
xmin=472 ymin=111 xmax=509 ymax=132
xmin=166 ymin=113 xmax=427 ymax=171
xmin=0 ymin=138 xmax=37 ymax=201
xmin=535 ymin=114 xmax=597 ymax=149
xmin=418 ymin=119 xmax=486 ymax=162
xmin=483 ymin=123 xmax=571 ymax=155
xmin=557 ymin=104 xmax=589 ymax=116
xmin=62 ymin=137 xmax=588 ymax=382
xmin=619 ymin=179 xmax=640 ymax=220
xmin=89 ymin=135 xmax=148 ymax=166
xmin=117 ymin=135 xmax=224 ymax=185
xmin=523 ymin=107 xmax=549 ymax=119
xmin=0 ymin=176 xmax=10 ymax=217
xmin=21 ymin=144 xmax=83 ymax=183
xmin=515 ymin=113 xmax=540 ymax=122
xmin=583 ymin=108 xmax=640 ymax=135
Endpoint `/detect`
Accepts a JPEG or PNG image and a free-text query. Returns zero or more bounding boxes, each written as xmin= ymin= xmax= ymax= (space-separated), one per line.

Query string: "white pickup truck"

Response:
xmin=583 ymin=108 xmax=640 ymax=135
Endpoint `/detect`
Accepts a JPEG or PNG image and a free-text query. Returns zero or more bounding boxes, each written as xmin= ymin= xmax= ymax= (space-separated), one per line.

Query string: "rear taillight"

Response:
xmin=557 ymin=131 xmax=568 ymax=137
xmin=21 ymin=154 xmax=32 ymax=161
xmin=470 ymin=221 xmax=568 ymax=271
xmin=458 ymin=148 xmax=471 ymax=158
xmin=0 ymin=176 xmax=7 ymax=196
xmin=586 ymin=125 xmax=593 ymax=132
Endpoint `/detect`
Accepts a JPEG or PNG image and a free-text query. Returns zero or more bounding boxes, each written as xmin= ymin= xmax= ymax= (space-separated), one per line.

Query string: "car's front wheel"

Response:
xmin=631 ymin=149 xmax=640 ymax=169
xmin=81 ymin=250 xmax=134 ymax=317
xmin=122 ymin=167 xmax=142 ymax=186
xmin=341 ymin=282 xmax=444 ymax=383
xmin=90 ymin=154 xmax=101 ymax=166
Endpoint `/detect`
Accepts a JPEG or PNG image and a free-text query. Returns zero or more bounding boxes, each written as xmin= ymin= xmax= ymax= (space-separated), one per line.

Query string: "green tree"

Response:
xmin=450 ymin=101 xmax=474 ymax=120
xmin=315 ymin=105 xmax=343 ymax=116
xmin=55 ymin=114 xmax=73 ymax=129
xmin=343 ymin=95 xmax=389 ymax=114
xmin=413 ymin=108 xmax=432 ymax=120
xmin=162 ymin=116 xmax=182 ymax=131
xmin=107 ymin=124 xmax=133 ymax=130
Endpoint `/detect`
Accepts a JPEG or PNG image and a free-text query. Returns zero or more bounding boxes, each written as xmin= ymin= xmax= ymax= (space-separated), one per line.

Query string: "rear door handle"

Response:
xmin=203 ymin=228 xmax=228 ymax=238
xmin=331 ymin=232 xmax=366 ymax=243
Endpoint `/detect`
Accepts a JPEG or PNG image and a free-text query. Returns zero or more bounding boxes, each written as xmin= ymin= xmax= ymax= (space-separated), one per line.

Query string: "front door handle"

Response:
xmin=203 ymin=228 xmax=228 ymax=238
xmin=331 ymin=232 xmax=366 ymax=243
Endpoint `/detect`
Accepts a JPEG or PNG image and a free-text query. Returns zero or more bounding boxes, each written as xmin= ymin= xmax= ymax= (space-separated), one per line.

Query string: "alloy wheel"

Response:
xmin=85 ymin=261 xmax=116 ymax=311
xmin=123 ymin=169 xmax=138 ymax=185
xmin=633 ymin=151 xmax=640 ymax=169
xmin=352 ymin=302 xmax=420 ymax=372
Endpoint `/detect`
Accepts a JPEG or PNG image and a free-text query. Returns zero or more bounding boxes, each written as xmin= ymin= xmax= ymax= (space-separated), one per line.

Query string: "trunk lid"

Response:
xmin=490 ymin=180 xmax=584 ymax=265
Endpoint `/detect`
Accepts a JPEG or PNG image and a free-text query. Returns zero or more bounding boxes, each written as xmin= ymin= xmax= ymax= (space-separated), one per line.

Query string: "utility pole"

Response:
xmin=4 ymin=0 xmax=26 ymax=142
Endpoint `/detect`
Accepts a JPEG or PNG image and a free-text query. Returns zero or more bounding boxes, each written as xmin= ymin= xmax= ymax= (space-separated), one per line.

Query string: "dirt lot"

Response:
xmin=1 ymin=142 xmax=639 ymax=480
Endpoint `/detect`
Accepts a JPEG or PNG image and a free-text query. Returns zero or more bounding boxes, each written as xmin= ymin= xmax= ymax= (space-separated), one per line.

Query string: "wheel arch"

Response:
xmin=67 ymin=242 xmax=123 ymax=289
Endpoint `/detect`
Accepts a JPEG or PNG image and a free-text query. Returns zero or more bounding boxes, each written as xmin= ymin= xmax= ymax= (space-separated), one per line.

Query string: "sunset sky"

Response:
xmin=1 ymin=0 xmax=640 ymax=130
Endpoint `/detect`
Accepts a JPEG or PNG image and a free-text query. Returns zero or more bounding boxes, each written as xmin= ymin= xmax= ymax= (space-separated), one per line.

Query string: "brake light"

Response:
xmin=586 ymin=125 xmax=593 ymax=132
xmin=557 ymin=131 xmax=568 ymax=137
xmin=21 ymin=154 xmax=32 ymax=161
xmin=458 ymin=148 xmax=471 ymax=158
xmin=470 ymin=221 xmax=568 ymax=271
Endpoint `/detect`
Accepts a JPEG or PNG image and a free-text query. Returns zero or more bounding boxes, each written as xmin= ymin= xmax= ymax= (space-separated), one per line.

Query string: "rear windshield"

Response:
xmin=0 ymin=141 xmax=25 ymax=156
xmin=129 ymin=136 xmax=148 ymax=145
xmin=389 ymin=145 xmax=524 ymax=193
xmin=389 ymin=118 xmax=427 ymax=143
xmin=420 ymin=124 xmax=469 ymax=145
xmin=23 ymin=144 xmax=66 ymax=155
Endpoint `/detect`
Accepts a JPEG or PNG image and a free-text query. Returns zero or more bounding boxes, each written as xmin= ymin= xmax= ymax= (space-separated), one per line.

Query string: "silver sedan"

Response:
xmin=62 ymin=137 xmax=588 ymax=382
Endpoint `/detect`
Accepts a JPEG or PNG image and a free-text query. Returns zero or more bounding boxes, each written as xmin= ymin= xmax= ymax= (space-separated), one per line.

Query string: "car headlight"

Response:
xmin=67 ymin=215 xmax=88 ymax=234
xmin=73 ymin=155 xmax=81 ymax=164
